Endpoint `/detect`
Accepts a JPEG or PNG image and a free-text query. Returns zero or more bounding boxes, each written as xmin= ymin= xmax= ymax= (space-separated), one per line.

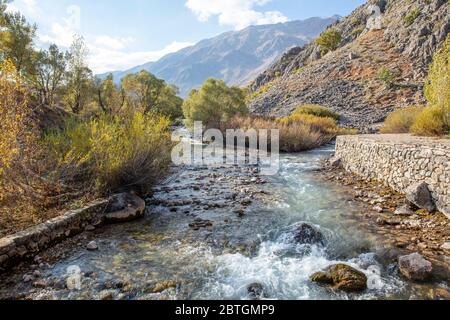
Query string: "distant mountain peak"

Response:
xmin=98 ymin=16 xmax=339 ymax=97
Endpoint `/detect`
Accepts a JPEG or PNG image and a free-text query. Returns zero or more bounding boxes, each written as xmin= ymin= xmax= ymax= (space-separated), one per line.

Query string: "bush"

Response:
xmin=291 ymin=104 xmax=340 ymax=120
xmin=404 ymin=9 xmax=419 ymax=26
xmin=44 ymin=111 xmax=173 ymax=195
xmin=316 ymin=29 xmax=342 ymax=54
xmin=411 ymin=34 xmax=449 ymax=137
xmin=223 ymin=114 xmax=356 ymax=153
xmin=377 ymin=66 xmax=400 ymax=88
xmin=183 ymin=78 xmax=248 ymax=129
xmin=411 ymin=107 xmax=448 ymax=136
xmin=380 ymin=106 xmax=424 ymax=133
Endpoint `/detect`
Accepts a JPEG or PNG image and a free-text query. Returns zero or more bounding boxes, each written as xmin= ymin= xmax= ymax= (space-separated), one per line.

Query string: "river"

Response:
xmin=0 ymin=144 xmax=445 ymax=300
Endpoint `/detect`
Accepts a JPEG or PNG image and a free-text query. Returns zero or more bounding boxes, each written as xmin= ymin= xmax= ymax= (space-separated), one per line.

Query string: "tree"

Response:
xmin=33 ymin=44 xmax=69 ymax=107
xmin=96 ymin=74 xmax=123 ymax=113
xmin=424 ymin=34 xmax=449 ymax=126
xmin=0 ymin=10 xmax=36 ymax=74
xmin=182 ymin=78 xmax=248 ymax=129
xmin=65 ymin=35 xmax=93 ymax=114
xmin=121 ymin=70 xmax=182 ymax=119
xmin=316 ymin=29 xmax=342 ymax=55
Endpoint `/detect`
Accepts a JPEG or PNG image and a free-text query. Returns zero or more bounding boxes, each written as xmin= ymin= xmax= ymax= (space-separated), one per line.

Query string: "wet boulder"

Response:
xmin=310 ymin=264 xmax=368 ymax=292
xmin=247 ymin=283 xmax=268 ymax=300
xmin=105 ymin=192 xmax=146 ymax=223
xmin=398 ymin=253 xmax=433 ymax=281
xmin=405 ymin=182 xmax=436 ymax=212
xmin=291 ymin=223 xmax=325 ymax=245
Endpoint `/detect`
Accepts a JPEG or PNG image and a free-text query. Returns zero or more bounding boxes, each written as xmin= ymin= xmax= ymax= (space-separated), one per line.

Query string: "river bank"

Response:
xmin=0 ymin=146 xmax=448 ymax=300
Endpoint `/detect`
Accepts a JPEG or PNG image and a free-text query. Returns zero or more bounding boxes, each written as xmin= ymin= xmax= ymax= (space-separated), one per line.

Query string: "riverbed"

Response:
xmin=0 ymin=145 xmax=448 ymax=300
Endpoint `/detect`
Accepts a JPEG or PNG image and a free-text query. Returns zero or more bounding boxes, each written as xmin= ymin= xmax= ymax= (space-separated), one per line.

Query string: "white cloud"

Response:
xmin=88 ymin=41 xmax=194 ymax=74
xmin=6 ymin=3 xmax=194 ymax=74
xmin=185 ymin=0 xmax=288 ymax=30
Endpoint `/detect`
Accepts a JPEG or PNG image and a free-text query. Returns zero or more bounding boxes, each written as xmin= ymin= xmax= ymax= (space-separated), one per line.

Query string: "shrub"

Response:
xmin=223 ymin=114 xmax=356 ymax=153
xmin=377 ymin=66 xmax=400 ymax=88
xmin=44 ymin=111 xmax=173 ymax=195
xmin=380 ymin=106 xmax=424 ymax=133
xmin=411 ymin=106 xmax=448 ymax=136
xmin=316 ymin=29 xmax=342 ymax=54
xmin=411 ymin=34 xmax=449 ymax=137
xmin=291 ymin=104 xmax=340 ymax=120
xmin=183 ymin=78 xmax=248 ymax=129
xmin=404 ymin=9 xmax=420 ymax=26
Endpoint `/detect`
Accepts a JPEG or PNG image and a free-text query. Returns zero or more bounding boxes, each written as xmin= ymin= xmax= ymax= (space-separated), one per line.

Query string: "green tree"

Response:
xmin=65 ymin=35 xmax=93 ymax=114
xmin=183 ymin=78 xmax=248 ymax=129
xmin=0 ymin=9 xmax=36 ymax=74
xmin=33 ymin=44 xmax=69 ymax=107
xmin=316 ymin=29 xmax=342 ymax=54
xmin=121 ymin=70 xmax=182 ymax=119
xmin=96 ymin=74 xmax=123 ymax=113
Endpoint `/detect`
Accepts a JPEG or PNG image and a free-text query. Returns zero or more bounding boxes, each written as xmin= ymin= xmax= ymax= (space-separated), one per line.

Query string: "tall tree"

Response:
xmin=0 ymin=9 xmax=36 ymax=74
xmin=96 ymin=74 xmax=123 ymax=113
xmin=33 ymin=44 xmax=68 ymax=107
xmin=65 ymin=35 xmax=93 ymax=114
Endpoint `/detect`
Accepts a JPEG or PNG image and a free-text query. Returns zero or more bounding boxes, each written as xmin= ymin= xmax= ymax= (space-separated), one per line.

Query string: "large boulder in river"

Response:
xmin=105 ymin=192 xmax=146 ymax=223
xmin=310 ymin=264 xmax=367 ymax=292
xmin=398 ymin=253 xmax=433 ymax=281
xmin=292 ymin=223 xmax=325 ymax=245
xmin=405 ymin=182 xmax=436 ymax=212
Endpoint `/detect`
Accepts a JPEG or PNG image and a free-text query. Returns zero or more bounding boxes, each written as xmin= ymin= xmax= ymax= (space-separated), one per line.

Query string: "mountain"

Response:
xmin=99 ymin=17 xmax=340 ymax=96
xmin=247 ymin=0 xmax=449 ymax=131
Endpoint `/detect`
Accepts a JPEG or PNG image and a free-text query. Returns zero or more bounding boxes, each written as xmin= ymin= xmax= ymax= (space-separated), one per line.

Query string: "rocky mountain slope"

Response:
xmin=100 ymin=17 xmax=339 ymax=97
xmin=248 ymin=0 xmax=449 ymax=131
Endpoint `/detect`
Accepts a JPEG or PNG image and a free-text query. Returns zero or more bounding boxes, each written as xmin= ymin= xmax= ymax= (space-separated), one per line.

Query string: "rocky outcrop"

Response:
xmin=248 ymin=0 xmax=449 ymax=131
xmin=335 ymin=134 xmax=450 ymax=218
xmin=398 ymin=253 xmax=433 ymax=281
xmin=0 ymin=192 xmax=146 ymax=272
xmin=310 ymin=264 xmax=368 ymax=292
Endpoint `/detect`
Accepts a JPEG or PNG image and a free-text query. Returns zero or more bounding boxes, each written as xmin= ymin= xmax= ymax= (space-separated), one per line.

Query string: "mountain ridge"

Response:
xmin=247 ymin=0 xmax=449 ymax=131
xmin=99 ymin=16 xmax=340 ymax=96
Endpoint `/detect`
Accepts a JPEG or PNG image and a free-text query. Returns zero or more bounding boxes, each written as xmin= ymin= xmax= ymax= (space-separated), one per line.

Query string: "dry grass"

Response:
xmin=380 ymin=106 xmax=424 ymax=133
xmin=411 ymin=107 xmax=449 ymax=137
xmin=223 ymin=114 xmax=356 ymax=153
xmin=291 ymin=104 xmax=340 ymax=120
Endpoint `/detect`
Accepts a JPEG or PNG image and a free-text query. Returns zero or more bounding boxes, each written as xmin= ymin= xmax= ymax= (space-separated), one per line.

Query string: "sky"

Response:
xmin=6 ymin=0 xmax=367 ymax=73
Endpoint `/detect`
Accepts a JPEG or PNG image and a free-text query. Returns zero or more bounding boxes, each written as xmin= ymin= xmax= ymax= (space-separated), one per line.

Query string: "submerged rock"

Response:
xmin=398 ymin=253 xmax=433 ymax=281
xmin=405 ymin=182 xmax=436 ymax=212
xmin=86 ymin=241 xmax=98 ymax=251
xmin=291 ymin=223 xmax=325 ymax=245
xmin=247 ymin=283 xmax=268 ymax=300
xmin=310 ymin=264 xmax=368 ymax=292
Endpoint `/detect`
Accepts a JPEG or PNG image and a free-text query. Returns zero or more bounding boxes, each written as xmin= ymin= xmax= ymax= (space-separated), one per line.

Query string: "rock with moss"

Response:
xmin=310 ymin=264 xmax=368 ymax=292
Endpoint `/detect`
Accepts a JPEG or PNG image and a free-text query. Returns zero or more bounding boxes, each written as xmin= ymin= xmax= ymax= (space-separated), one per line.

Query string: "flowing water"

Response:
xmin=0 ymin=145 xmax=444 ymax=300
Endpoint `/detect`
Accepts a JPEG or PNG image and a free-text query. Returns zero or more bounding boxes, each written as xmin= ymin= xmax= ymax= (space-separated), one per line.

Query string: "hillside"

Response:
xmin=100 ymin=17 xmax=339 ymax=96
xmin=248 ymin=0 xmax=449 ymax=131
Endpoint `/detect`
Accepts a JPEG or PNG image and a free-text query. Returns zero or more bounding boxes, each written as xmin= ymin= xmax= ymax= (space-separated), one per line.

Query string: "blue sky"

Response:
xmin=7 ymin=0 xmax=366 ymax=73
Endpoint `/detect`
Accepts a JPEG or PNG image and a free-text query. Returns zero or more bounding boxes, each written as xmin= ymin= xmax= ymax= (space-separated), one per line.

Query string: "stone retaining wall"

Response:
xmin=0 ymin=199 xmax=109 ymax=271
xmin=335 ymin=134 xmax=450 ymax=218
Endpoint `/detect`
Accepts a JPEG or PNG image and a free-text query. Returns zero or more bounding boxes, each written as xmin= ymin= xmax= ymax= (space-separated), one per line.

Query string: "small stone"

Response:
xmin=441 ymin=242 xmax=450 ymax=252
xmin=395 ymin=205 xmax=414 ymax=216
xmin=241 ymin=198 xmax=252 ymax=206
xmin=310 ymin=264 xmax=367 ymax=292
xmin=86 ymin=241 xmax=98 ymax=251
xmin=373 ymin=206 xmax=384 ymax=213
xmin=23 ymin=275 xmax=34 ymax=283
xmin=33 ymin=280 xmax=47 ymax=288
xmin=85 ymin=225 xmax=95 ymax=232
